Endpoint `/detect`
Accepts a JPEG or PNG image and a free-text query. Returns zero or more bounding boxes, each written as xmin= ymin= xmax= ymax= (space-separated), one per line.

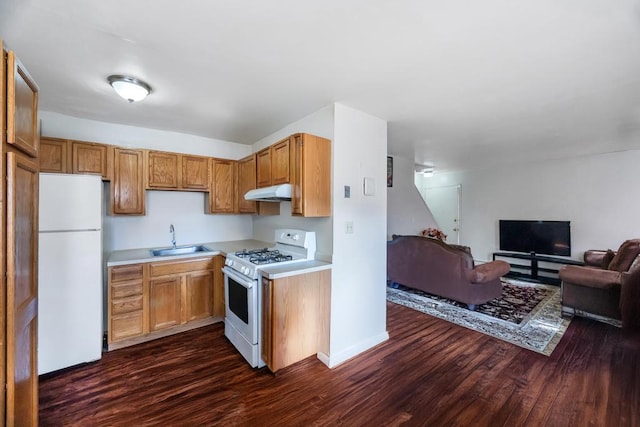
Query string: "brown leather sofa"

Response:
xmin=559 ymin=239 xmax=640 ymax=327
xmin=387 ymin=235 xmax=510 ymax=310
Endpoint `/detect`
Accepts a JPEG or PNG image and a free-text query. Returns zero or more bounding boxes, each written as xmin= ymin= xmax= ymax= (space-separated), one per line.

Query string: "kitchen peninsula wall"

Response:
xmin=40 ymin=111 xmax=253 ymax=254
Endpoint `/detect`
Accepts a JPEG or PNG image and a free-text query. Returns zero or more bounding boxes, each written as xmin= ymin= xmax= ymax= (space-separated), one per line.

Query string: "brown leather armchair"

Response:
xmin=559 ymin=239 xmax=640 ymax=326
xmin=387 ymin=235 xmax=510 ymax=310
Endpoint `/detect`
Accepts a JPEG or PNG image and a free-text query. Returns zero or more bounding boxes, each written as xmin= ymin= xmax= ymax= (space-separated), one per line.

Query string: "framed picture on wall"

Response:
xmin=387 ymin=156 xmax=393 ymax=187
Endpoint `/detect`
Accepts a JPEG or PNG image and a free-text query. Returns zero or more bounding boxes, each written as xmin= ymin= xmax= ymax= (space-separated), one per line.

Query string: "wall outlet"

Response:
xmin=344 ymin=185 xmax=351 ymax=198
xmin=345 ymin=221 xmax=354 ymax=234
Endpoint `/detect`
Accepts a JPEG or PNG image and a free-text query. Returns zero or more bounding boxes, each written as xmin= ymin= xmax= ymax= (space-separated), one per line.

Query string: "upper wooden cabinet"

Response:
xmin=256 ymin=137 xmax=290 ymax=188
xmin=256 ymin=147 xmax=271 ymax=188
xmin=40 ymin=137 xmax=71 ymax=173
xmin=40 ymin=137 xmax=113 ymax=180
xmin=112 ymin=148 xmax=145 ymax=215
xmin=73 ymin=141 xmax=113 ymax=180
xmin=182 ymin=155 xmax=209 ymax=190
xmin=206 ymin=158 xmax=236 ymax=214
xmin=6 ymin=50 xmax=39 ymax=158
xmin=237 ymin=154 xmax=257 ymax=214
xmin=147 ymin=151 xmax=209 ymax=191
xmin=290 ymin=133 xmax=331 ymax=217
xmin=148 ymin=151 xmax=179 ymax=189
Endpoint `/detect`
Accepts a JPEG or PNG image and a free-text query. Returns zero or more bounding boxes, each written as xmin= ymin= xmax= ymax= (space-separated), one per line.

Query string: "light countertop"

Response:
xmin=259 ymin=260 xmax=332 ymax=280
xmin=107 ymin=239 xmax=271 ymax=266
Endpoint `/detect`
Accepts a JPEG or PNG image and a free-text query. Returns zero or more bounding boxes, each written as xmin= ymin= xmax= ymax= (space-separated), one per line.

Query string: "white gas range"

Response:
xmin=222 ymin=229 xmax=316 ymax=368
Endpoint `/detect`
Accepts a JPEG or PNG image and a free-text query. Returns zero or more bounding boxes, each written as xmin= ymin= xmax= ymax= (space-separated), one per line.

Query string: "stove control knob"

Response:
xmin=246 ymin=268 xmax=253 ymax=277
xmin=292 ymin=233 xmax=299 ymax=241
xmin=227 ymin=259 xmax=234 ymax=267
xmin=240 ymin=266 xmax=246 ymax=274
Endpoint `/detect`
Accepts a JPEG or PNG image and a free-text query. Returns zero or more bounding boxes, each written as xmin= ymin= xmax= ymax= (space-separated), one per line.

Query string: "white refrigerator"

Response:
xmin=38 ymin=173 xmax=103 ymax=374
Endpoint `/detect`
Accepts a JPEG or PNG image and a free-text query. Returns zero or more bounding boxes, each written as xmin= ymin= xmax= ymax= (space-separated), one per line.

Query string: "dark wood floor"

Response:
xmin=39 ymin=302 xmax=640 ymax=426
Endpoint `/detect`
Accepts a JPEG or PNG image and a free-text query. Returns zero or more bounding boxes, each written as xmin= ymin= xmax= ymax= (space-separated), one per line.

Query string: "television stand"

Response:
xmin=492 ymin=252 xmax=584 ymax=286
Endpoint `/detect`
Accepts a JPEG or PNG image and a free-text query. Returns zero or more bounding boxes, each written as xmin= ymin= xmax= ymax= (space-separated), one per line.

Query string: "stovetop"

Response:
xmin=224 ymin=229 xmax=317 ymax=280
xmin=233 ymin=248 xmax=295 ymax=265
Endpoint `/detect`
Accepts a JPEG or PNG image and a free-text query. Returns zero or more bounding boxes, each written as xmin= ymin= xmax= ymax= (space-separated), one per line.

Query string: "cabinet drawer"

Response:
xmin=111 ymin=281 xmax=143 ymax=299
xmin=111 ymin=311 xmax=144 ymax=341
xmin=112 ymin=295 xmax=143 ymax=315
xmin=150 ymin=257 xmax=213 ymax=277
xmin=110 ymin=264 xmax=143 ymax=282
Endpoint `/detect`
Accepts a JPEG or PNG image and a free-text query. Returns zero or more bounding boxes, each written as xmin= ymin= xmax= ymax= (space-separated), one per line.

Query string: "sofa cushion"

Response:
xmin=628 ymin=254 xmax=640 ymax=275
xmin=560 ymin=265 xmax=622 ymax=289
xmin=608 ymin=239 xmax=640 ymax=272
xmin=602 ymin=249 xmax=616 ymax=269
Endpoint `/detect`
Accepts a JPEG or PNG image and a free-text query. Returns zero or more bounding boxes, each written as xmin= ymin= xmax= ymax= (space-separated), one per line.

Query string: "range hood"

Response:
xmin=244 ymin=183 xmax=292 ymax=202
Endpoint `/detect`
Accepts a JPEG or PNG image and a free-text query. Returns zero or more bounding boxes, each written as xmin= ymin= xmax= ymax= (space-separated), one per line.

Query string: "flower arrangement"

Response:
xmin=420 ymin=228 xmax=447 ymax=241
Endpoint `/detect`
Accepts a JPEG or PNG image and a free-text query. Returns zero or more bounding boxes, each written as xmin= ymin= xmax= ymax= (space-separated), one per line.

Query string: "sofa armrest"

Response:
xmin=559 ymin=265 xmax=622 ymax=289
xmin=467 ymin=260 xmax=510 ymax=283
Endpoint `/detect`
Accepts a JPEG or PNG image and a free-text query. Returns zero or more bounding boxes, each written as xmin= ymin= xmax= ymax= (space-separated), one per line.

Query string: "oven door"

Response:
xmin=223 ymin=266 xmax=259 ymax=344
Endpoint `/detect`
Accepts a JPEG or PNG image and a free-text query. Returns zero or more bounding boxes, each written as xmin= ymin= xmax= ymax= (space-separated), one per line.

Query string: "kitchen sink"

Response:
xmin=150 ymin=245 xmax=212 ymax=257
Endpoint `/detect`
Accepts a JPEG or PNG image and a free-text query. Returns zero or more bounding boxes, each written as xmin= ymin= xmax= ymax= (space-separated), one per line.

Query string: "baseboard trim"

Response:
xmin=317 ymin=331 xmax=389 ymax=368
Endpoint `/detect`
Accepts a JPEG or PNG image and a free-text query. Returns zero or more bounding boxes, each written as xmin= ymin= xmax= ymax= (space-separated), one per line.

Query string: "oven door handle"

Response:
xmin=222 ymin=266 xmax=255 ymax=289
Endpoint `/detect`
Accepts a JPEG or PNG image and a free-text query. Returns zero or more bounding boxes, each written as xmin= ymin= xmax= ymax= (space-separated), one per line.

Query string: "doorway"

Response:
xmin=420 ymin=184 xmax=461 ymax=244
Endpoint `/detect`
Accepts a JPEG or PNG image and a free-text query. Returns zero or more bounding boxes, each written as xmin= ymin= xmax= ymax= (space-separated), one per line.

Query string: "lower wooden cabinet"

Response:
xmin=149 ymin=275 xmax=182 ymax=331
xmin=261 ymin=269 xmax=331 ymax=372
xmin=108 ymin=255 xmax=224 ymax=350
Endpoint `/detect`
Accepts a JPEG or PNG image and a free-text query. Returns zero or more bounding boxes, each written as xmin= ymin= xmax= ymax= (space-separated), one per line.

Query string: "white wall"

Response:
xmin=327 ymin=104 xmax=388 ymax=367
xmin=416 ymin=149 xmax=640 ymax=262
xmin=40 ymin=111 xmax=251 ymax=159
xmin=40 ymin=111 xmax=253 ymax=254
xmin=251 ymin=105 xmax=335 ymax=259
xmin=387 ymin=155 xmax=438 ymax=240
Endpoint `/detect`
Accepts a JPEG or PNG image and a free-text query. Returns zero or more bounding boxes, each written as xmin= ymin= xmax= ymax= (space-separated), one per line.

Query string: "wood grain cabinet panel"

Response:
xmin=237 ymin=154 xmax=257 ymax=214
xmin=290 ymin=133 xmax=331 ymax=217
xmin=185 ymin=271 xmax=214 ymax=322
xmin=182 ymin=155 xmax=209 ymax=190
xmin=40 ymin=137 xmax=71 ymax=173
xmin=207 ymin=159 xmax=235 ymax=213
xmin=72 ymin=141 xmax=111 ymax=179
xmin=256 ymin=147 xmax=272 ymax=188
xmin=261 ymin=269 xmax=331 ymax=373
xmin=149 ymin=276 xmax=182 ymax=331
xmin=271 ymin=138 xmax=290 ymax=185
xmin=112 ymin=148 xmax=145 ymax=215
xmin=6 ymin=50 xmax=39 ymax=158
xmin=108 ymin=264 xmax=146 ymax=345
xmin=148 ymin=151 xmax=179 ymax=189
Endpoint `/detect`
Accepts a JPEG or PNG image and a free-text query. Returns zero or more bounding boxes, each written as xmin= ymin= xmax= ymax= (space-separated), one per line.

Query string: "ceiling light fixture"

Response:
xmin=107 ymin=75 xmax=152 ymax=103
xmin=415 ymin=164 xmax=435 ymax=177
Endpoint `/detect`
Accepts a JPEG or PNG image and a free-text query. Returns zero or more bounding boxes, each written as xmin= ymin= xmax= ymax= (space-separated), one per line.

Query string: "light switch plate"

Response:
xmin=363 ymin=177 xmax=375 ymax=196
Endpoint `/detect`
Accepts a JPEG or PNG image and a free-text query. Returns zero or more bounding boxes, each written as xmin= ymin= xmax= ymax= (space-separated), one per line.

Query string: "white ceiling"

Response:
xmin=2 ymin=0 xmax=640 ymax=172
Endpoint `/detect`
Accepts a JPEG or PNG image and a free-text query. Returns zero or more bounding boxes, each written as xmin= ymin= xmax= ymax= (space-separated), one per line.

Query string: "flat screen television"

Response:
xmin=499 ymin=220 xmax=571 ymax=256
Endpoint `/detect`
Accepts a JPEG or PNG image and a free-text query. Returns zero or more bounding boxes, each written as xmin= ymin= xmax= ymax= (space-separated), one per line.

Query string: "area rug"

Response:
xmin=386 ymin=279 xmax=571 ymax=356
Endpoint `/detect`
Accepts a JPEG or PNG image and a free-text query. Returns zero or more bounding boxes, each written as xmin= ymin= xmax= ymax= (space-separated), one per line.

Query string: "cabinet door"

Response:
xmin=213 ymin=256 xmax=225 ymax=317
xmin=256 ymin=147 xmax=271 ymax=188
xmin=72 ymin=141 xmax=109 ymax=178
xmin=291 ymin=133 xmax=331 ymax=217
xmin=148 ymin=151 xmax=179 ymax=189
xmin=237 ymin=154 xmax=257 ymax=214
xmin=149 ymin=276 xmax=182 ymax=331
xmin=6 ymin=51 xmax=39 ymax=158
xmin=6 ymin=152 xmax=39 ymax=426
xmin=208 ymin=159 xmax=235 ymax=213
xmin=112 ymin=148 xmax=145 ymax=215
xmin=40 ymin=137 xmax=71 ymax=173
xmin=185 ymin=271 xmax=214 ymax=322
xmin=271 ymin=138 xmax=290 ymax=185
xmin=182 ymin=155 xmax=209 ymax=190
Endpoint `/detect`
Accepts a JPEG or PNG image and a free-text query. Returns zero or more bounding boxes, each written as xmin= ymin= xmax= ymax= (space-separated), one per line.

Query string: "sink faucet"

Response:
xmin=170 ymin=224 xmax=176 ymax=248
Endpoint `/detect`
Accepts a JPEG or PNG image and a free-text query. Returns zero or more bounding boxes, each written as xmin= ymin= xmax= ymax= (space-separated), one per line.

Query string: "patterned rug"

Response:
xmin=386 ymin=279 xmax=571 ymax=356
